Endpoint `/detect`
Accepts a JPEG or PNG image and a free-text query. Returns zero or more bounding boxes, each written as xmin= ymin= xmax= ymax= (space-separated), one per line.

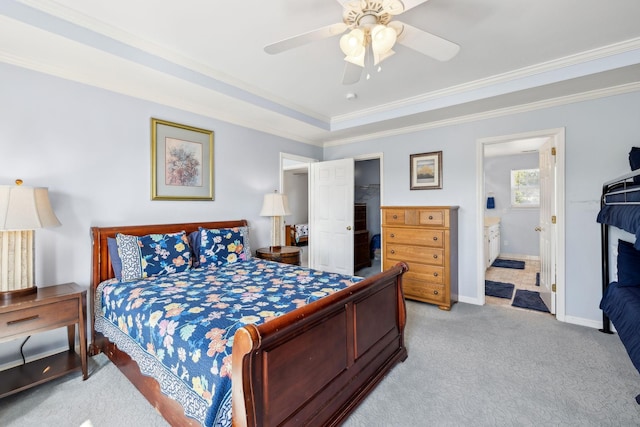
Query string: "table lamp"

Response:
xmin=0 ymin=179 xmax=61 ymax=300
xmin=259 ymin=191 xmax=291 ymax=247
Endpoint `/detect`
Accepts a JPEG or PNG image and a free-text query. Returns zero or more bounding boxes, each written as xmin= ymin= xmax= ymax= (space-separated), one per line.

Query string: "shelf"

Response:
xmin=0 ymin=350 xmax=83 ymax=398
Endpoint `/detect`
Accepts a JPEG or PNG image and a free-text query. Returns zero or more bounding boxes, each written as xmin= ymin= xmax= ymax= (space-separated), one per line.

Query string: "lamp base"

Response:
xmin=0 ymin=285 xmax=37 ymax=302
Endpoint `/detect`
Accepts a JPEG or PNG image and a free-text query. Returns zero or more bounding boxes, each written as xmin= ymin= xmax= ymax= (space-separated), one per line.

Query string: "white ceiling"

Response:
xmin=2 ymin=0 xmax=640 ymax=146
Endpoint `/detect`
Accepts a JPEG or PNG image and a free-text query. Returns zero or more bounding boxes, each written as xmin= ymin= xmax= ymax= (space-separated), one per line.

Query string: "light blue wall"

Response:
xmin=485 ymin=152 xmax=540 ymax=257
xmin=2 ymin=60 xmax=640 ymax=365
xmin=324 ymin=90 xmax=640 ymax=324
xmin=0 ymin=63 xmax=321 ymax=366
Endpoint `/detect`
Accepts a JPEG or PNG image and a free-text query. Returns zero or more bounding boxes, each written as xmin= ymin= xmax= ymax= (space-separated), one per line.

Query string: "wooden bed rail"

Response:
xmin=232 ymin=262 xmax=409 ymax=427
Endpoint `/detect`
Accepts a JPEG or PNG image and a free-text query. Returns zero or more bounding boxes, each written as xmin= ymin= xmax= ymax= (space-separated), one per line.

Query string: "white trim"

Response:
xmin=17 ymin=0 xmax=328 ymax=124
xmin=563 ymin=315 xmax=603 ymax=330
xmin=332 ymin=38 xmax=640 ymax=125
xmin=324 ymin=83 xmax=640 ymax=147
xmin=3 ymin=8 xmax=640 ymax=147
xmin=497 ymin=253 xmax=541 ymax=261
xmin=477 ymin=128 xmax=566 ymax=322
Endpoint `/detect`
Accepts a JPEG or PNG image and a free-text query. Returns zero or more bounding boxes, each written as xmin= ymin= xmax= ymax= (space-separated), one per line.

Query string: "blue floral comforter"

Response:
xmin=95 ymin=258 xmax=362 ymax=426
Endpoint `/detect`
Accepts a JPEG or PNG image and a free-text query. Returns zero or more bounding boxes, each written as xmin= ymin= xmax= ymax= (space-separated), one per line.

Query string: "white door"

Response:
xmin=538 ymin=138 xmax=556 ymax=313
xmin=309 ymin=159 xmax=354 ymax=275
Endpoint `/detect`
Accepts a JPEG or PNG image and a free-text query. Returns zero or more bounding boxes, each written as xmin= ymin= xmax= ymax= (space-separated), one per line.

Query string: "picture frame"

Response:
xmin=410 ymin=151 xmax=442 ymax=190
xmin=151 ymin=118 xmax=214 ymax=200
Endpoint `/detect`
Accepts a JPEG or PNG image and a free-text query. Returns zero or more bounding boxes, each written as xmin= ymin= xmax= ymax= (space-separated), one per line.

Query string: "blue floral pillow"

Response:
xmin=198 ymin=227 xmax=249 ymax=267
xmin=116 ymin=231 xmax=192 ymax=281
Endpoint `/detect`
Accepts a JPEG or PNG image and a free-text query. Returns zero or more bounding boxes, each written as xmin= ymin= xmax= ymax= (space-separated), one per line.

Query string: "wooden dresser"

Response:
xmin=354 ymin=203 xmax=371 ymax=271
xmin=381 ymin=206 xmax=459 ymax=310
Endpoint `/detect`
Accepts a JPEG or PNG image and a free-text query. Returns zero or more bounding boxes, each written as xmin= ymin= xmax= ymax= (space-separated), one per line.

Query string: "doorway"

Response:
xmin=280 ymin=152 xmax=383 ymax=276
xmin=477 ymin=129 xmax=566 ymax=321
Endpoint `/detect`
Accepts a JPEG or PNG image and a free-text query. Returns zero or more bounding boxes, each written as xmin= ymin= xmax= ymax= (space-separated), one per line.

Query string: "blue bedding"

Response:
xmin=596 ymin=205 xmax=640 ymax=250
xmin=95 ymin=258 xmax=362 ymax=426
xmin=600 ymin=282 xmax=640 ymax=374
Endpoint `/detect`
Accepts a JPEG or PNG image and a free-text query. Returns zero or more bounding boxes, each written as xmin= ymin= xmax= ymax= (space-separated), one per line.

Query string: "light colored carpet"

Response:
xmin=1 ymin=302 xmax=639 ymax=426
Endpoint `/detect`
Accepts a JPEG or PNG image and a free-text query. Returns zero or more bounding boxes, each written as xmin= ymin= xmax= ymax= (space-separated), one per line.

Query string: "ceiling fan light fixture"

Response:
xmin=373 ymin=48 xmax=395 ymax=65
xmin=344 ymin=51 xmax=365 ymax=67
xmin=340 ymin=28 xmax=365 ymax=57
xmin=371 ymin=24 xmax=397 ymax=55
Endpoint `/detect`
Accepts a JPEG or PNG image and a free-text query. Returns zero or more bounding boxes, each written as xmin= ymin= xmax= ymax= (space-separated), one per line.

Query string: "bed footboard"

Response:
xmin=232 ymin=262 xmax=408 ymax=427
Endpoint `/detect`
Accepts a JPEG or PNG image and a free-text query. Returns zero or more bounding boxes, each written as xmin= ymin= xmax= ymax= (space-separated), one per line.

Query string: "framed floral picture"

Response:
xmin=151 ymin=118 xmax=214 ymax=200
xmin=410 ymin=151 xmax=442 ymax=190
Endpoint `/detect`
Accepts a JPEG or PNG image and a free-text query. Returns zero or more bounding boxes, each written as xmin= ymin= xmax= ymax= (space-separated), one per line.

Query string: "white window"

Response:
xmin=510 ymin=168 xmax=540 ymax=207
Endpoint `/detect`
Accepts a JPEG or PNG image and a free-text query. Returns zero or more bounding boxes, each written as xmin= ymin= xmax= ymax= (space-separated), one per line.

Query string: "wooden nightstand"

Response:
xmin=0 ymin=282 xmax=88 ymax=398
xmin=256 ymin=246 xmax=301 ymax=265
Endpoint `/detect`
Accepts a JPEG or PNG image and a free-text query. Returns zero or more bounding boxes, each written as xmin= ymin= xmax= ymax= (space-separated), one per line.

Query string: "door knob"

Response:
xmin=347 ymin=226 xmax=352 ymax=231
xmin=534 ymin=226 xmax=542 ymax=232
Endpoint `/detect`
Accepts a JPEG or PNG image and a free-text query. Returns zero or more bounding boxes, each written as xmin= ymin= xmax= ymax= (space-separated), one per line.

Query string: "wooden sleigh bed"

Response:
xmin=89 ymin=219 xmax=408 ymax=426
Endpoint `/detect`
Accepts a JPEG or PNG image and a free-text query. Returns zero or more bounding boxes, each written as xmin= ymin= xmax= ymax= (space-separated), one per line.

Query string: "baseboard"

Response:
xmin=563 ymin=315 xmax=610 ymax=330
xmin=458 ymin=296 xmax=482 ymax=305
xmin=498 ymin=253 xmax=540 ymax=261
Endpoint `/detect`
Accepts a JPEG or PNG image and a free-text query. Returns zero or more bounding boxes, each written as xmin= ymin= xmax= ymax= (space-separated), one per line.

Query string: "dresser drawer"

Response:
xmin=384 ymin=259 xmax=444 ymax=284
xmin=383 ymin=209 xmax=406 ymax=225
xmin=385 ymin=244 xmax=445 ymax=266
xmin=385 ymin=228 xmax=444 ymax=248
xmin=0 ymin=299 xmax=78 ymax=340
xmin=417 ymin=209 xmax=445 ymax=226
xmin=403 ymin=279 xmax=446 ymax=304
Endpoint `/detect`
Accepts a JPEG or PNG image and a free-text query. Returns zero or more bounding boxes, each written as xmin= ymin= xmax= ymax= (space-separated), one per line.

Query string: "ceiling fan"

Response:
xmin=264 ymin=0 xmax=460 ymax=85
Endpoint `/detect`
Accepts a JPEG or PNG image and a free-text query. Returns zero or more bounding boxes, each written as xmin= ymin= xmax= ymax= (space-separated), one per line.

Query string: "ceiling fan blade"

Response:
xmin=264 ymin=23 xmax=348 ymax=54
xmin=390 ymin=21 xmax=460 ymax=61
xmin=342 ymin=61 xmax=362 ymax=85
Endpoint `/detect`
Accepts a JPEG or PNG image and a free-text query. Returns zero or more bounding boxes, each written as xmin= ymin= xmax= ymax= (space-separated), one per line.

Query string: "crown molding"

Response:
xmin=17 ymin=0 xmax=329 ymax=125
xmin=331 ymin=37 xmax=640 ymax=126
xmin=323 ymin=81 xmax=640 ymax=147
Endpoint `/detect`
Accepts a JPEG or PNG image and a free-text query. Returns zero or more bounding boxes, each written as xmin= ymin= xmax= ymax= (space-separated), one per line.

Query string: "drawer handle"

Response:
xmin=433 ymin=272 xmax=439 ymax=277
xmin=433 ymin=290 xmax=439 ymax=295
xmin=390 ymin=249 xmax=395 ymax=254
xmin=428 ymin=215 xmax=434 ymax=220
xmin=7 ymin=315 xmax=39 ymax=325
xmin=433 ymin=254 xmax=438 ymax=259
xmin=390 ymin=233 xmax=395 ymax=238
xmin=433 ymin=236 xmax=438 ymax=241
xmin=393 ymin=215 xmax=398 ymax=219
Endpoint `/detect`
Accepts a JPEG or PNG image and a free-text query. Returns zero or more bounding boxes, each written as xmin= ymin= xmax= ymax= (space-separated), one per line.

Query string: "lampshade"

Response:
xmin=0 ymin=183 xmax=61 ymax=230
xmin=260 ymin=192 xmax=291 ymax=248
xmin=260 ymin=192 xmax=292 ymax=217
xmin=0 ymin=180 xmax=61 ymax=300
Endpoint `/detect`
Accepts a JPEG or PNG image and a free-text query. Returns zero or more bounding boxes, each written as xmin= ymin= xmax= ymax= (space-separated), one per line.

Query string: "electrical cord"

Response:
xmin=20 ymin=335 xmax=30 ymax=364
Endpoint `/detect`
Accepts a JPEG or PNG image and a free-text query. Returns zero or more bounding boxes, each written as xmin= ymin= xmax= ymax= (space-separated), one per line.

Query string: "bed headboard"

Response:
xmin=90 ymin=220 xmax=248 ymax=286
xmin=89 ymin=220 xmax=249 ymax=354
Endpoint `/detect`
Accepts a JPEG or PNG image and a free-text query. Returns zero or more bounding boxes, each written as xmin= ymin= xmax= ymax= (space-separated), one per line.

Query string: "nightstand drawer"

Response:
xmin=0 ymin=299 xmax=78 ymax=340
xmin=385 ymin=228 xmax=444 ymax=248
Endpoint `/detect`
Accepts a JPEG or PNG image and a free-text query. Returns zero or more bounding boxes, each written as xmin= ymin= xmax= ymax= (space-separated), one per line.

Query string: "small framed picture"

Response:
xmin=410 ymin=151 xmax=442 ymax=190
xmin=151 ymin=118 xmax=214 ymax=200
